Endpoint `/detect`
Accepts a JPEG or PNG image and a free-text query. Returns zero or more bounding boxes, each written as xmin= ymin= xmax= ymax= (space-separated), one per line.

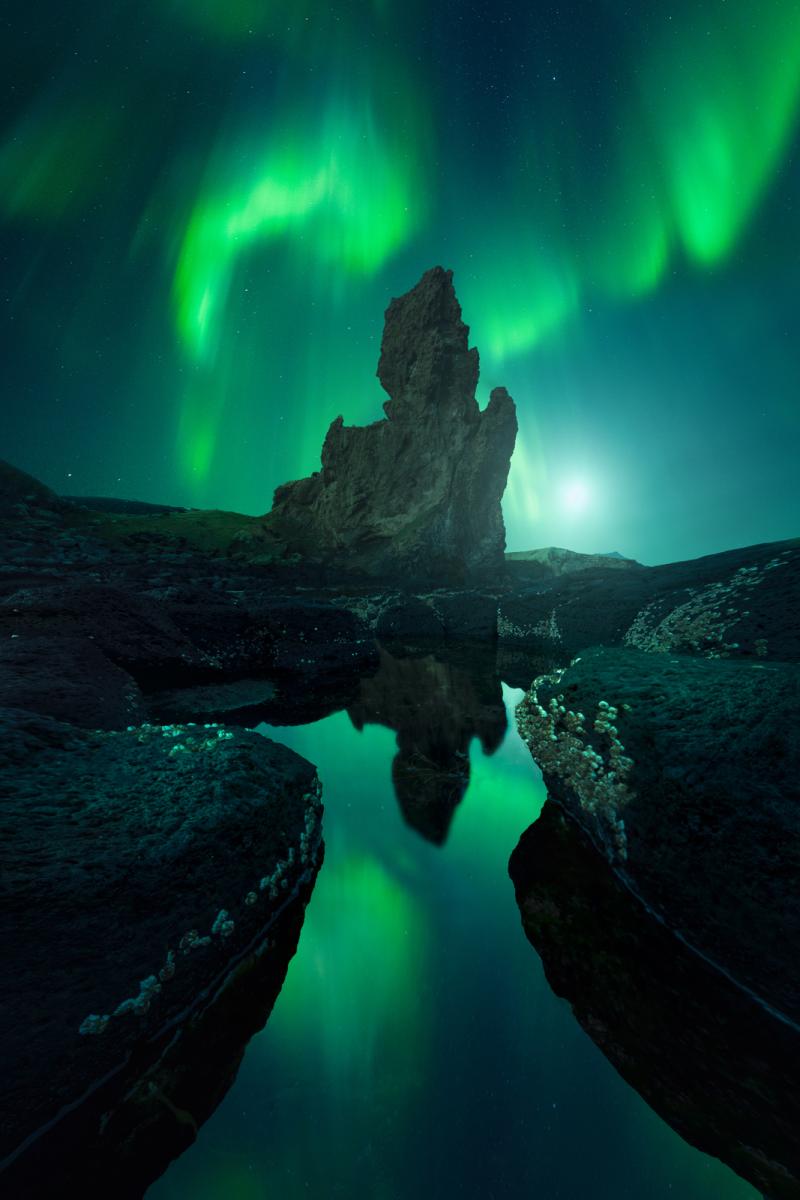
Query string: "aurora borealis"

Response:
xmin=2 ymin=1 xmax=799 ymax=563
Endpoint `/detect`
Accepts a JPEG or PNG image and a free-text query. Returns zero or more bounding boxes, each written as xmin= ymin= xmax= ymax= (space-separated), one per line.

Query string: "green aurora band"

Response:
xmin=1 ymin=0 xmax=798 ymax=561
xmin=147 ymin=694 xmax=759 ymax=1200
xmin=167 ymin=0 xmax=800 ymax=492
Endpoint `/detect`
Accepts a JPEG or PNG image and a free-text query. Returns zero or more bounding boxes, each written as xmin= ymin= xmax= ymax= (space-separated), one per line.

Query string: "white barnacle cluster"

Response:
xmin=179 ymin=929 xmax=212 ymax=955
xmin=124 ymin=721 xmax=236 ymax=756
xmin=298 ymin=789 xmax=323 ymax=865
xmin=78 ymin=776 xmax=325 ymax=1037
xmin=256 ymin=779 xmax=323 ymax=900
xmin=516 ymin=674 xmax=632 ymax=861
xmin=211 ymin=909 xmax=235 ymax=939
xmin=532 ymin=608 xmax=562 ymax=642
xmin=79 ymin=976 xmax=158 ymax=1035
xmin=259 ymin=846 xmax=296 ymax=899
xmin=112 ymin=974 xmax=162 ymax=1018
xmin=623 ymin=559 xmax=784 ymax=658
xmin=78 ymin=1013 xmax=109 ymax=1036
xmin=498 ymin=608 xmax=561 ymax=644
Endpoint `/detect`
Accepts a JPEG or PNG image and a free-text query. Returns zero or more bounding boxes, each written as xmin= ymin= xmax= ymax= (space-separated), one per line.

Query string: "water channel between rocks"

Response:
xmin=149 ymin=681 xmax=757 ymax=1200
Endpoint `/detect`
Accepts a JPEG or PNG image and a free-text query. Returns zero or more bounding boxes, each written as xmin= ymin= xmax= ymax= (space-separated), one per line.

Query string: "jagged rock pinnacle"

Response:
xmin=266 ymin=267 xmax=518 ymax=583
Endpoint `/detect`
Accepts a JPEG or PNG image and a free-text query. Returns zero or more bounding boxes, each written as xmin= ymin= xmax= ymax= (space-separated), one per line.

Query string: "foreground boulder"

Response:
xmin=511 ymin=802 xmax=800 ymax=1200
xmin=515 ymin=646 xmax=800 ymax=1022
xmin=266 ymin=266 xmax=518 ymax=582
xmin=0 ymin=708 xmax=323 ymax=1192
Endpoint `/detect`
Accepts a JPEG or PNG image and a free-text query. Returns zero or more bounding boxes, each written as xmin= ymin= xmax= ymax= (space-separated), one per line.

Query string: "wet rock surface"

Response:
xmin=265 ymin=267 xmax=518 ymax=582
xmin=4 ymin=874 xmax=317 ymax=1200
xmin=0 ymin=707 xmax=323 ymax=1187
xmin=516 ymin=645 xmax=800 ymax=1022
xmin=510 ymin=802 xmax=800 ymax=1200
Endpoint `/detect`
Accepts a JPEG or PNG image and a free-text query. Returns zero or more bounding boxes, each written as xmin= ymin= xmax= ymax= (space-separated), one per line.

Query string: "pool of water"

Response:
xmin=148 ymin=683 xmax=758 ymax=1200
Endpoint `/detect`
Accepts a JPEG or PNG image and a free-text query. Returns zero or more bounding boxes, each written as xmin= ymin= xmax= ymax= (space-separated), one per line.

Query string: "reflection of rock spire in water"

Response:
xmin=510 ymin=802 xmax=800 ymax=1200
xmin=348 ymin=646 xmax=506 ymax=844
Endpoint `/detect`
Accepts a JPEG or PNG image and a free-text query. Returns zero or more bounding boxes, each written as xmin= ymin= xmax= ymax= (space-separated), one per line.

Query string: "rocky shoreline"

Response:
xmin=2 ymin=264 xmax=798 ymax=1198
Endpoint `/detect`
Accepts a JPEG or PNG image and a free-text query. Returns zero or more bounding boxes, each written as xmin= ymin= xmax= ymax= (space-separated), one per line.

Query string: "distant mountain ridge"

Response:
xmin=505 ymin=546 xmax=642 ymax=577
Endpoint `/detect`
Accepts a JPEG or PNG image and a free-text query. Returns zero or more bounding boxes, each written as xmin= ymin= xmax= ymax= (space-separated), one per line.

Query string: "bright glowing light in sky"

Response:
xmin=560 ymin=478 xmax=591 ymax=515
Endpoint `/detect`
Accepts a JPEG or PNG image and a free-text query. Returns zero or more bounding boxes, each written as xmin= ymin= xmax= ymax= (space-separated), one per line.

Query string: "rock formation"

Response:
xmin=347 ymin=645 xmax=506 ymax=844
xmin=265 ymin=266 xmax=518 ymax=582
xmin=515 ymin=645 xmax=800 ymax=1023
xmin=1 ymin=707 xmax=323 ymax=1189
xmin=510 ymin=802 xmax=800 ymax=1200
xmin=499 ymin=539 xmax=800 ymax=660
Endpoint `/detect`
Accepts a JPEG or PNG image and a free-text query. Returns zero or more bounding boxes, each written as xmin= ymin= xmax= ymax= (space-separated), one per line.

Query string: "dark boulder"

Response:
xmin=0 ymin=708 xmax=324 ymax=1184
xmin=510 ymin=802 xmax=800 ymax=1200
xmin=1 ymin=582 xmax=209 ymax=688
xmin=2 ymin=878 xmax=315 ymax=1198
xmin=0 ymin=635 xmax=144 ymax=730
xmin=516 ymin=645 xmax=800 ymax=1022
xmin=422 ymin=590 xmax=499 ymax=642
xmin=148 ymin=677 xmax=277 ymax=725
xmin=376 ymin=597 xmax=445 ymax=643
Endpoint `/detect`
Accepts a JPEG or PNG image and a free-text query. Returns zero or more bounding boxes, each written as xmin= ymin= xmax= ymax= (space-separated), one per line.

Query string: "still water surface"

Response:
xmin=149 ymin=685 xmax=757 ymax=1200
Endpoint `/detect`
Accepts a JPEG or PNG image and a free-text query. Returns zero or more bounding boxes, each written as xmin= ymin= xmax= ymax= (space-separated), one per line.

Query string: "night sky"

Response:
xmin=2 ymin=0 xmax=799 ymax=564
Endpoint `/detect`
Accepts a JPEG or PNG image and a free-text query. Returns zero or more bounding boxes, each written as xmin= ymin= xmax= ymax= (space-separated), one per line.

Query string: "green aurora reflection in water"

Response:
xmin=2 ymin=0 xmax=799 ymax=563
xmin=147 ymin=688 xmax=758 ymax=1200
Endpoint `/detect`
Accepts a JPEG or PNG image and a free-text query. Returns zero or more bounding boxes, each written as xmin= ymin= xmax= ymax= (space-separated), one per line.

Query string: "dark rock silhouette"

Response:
xmin=348 ymin=645 xmax=506 ymax=843
xmin=516 ymin=645 xmax=800 ymax=1023
xmin=0 ymin=707 xmax=323 ymax=1188
xmin=266 ymin=267 xmax=518 ymax=582
xmin=2 ymin=867 xmax=317 ymax=1199
xmin=0 ymin=458 xmax=63 ymax=517
xmin=510 ymin=802 xmax=800 ymax=1200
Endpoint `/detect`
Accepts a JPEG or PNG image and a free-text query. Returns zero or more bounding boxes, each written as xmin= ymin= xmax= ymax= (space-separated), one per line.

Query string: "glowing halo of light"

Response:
xmin=559 ymin=477 xmax=592 ymax=516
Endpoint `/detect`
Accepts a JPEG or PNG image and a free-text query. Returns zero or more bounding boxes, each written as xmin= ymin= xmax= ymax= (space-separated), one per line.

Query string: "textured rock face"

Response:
xmin=1 ymin=707 xmax=323 ymax=1183
xmin=500 ymin=538 xmax=800 ymax=661
xmin=266 ymin=267 xmax=518 ymax=582
xmin=515 ymin=646 xmax=800 ymax=1023
xmin=510 ymin=803 xmax=800 ymax=1200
